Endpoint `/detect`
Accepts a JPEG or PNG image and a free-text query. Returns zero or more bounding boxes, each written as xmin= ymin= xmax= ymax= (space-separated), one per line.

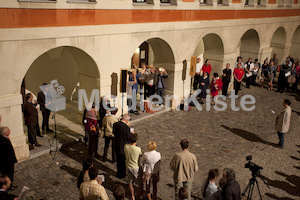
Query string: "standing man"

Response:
xmin=79 ymin=167 xmax=109 ymax=200
xmin=275 ymin=99 xmax=292 ymax=149
xmin=23 ymin=93 xmax=42 ymax=150
xmin=170 ymin=139 xmax=198 ymax=200
xmin=271 ymin=53 xmax=278 ymax=67
xmin=193 ymin=58 xmax=202 ymax=90
xmin=277 ymin=58 xmax=291 ymax=93
xmin=222 ymin=63 xmax=232 ymax=97
xmin=233 ymin=63 xmax=245 ymax=96
xmin=37 ymin=83 xmax=53 ymax=134
xmin=156 ymin=68 xmax=168 ymax=105
xmin=220 ymin=168 xmax=241 ymax=200
xmin=244 ymin=57 xmax=253 ymax=88
xmin=102 ymin=107 xmax=118 ymax=162
xmin=113 ymin=114 xmax=132 ymax=179
xmin=0 ymin=127 xmax=17 ymax=189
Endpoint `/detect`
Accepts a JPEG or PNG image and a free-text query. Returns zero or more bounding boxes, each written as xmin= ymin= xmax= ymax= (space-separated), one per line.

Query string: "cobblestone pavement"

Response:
xmin=9 ymin=87 xmax=300 ymax=200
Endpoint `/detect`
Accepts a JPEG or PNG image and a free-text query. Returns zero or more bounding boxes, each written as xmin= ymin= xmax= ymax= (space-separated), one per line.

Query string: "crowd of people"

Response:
xmin=0 ymin=53 xmax=296 ymax=200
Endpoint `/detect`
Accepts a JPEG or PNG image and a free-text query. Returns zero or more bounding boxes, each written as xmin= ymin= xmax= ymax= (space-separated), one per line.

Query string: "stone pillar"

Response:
xmin=258 ymin=47 xmax=273 ymax=63
xmin=0 ymin=94 xmax=29 ymax=162
xmin=282 ymin=42 xmax=292 ymax=64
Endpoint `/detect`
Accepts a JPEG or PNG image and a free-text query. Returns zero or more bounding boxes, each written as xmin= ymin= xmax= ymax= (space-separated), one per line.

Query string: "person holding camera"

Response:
xmin=275 ymin=99 xmax=292 ymax=148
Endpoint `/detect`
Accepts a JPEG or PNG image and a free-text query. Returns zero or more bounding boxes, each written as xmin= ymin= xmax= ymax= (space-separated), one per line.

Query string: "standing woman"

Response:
xmin=288 ymin=63 xmax=297 ymax=93
xmin=210 ymin=73 xmax=223 ymax=106
xmin=199 ymin=72 xmax=210 ymax=104
xmin=85 ymin=104 xmax=100 ymax=158
xmin=140 ymin=141 xmax=161 ymax=200
xmin=260 ymin=59 xmax=269 ymax=88
xmin=202 ymin=59 xmax=212 ymax=77
xmin=268 ymin=60 xmax=277 ymax=91
xmin=295 ymin=61 xmax=300 ymax=92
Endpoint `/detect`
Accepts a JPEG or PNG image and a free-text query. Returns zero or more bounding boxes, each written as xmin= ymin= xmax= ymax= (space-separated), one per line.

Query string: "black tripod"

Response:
xmin=49 ymin=108 xmax=59 ymax=159
xmin=242 ymin=176 xmax=263 ymax=200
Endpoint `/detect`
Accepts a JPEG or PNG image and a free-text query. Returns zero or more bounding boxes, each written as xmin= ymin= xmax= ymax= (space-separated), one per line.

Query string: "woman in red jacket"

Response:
xmin=211 ymin=73 xmax=223 ymax=105
xmin=202 ymin=59 xmax=212 ymax=76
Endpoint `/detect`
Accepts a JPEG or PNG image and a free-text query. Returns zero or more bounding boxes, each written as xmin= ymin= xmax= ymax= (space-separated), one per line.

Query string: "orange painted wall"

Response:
xmin=268 ymin=0 xmax=276 ymax=4
xmin=182 ymin=0 xmax=194 ymax=2
xmin=232 ymin=0 xmax=241 ymax=3
xmin=0 ymin=8 xmax=300 ymax=29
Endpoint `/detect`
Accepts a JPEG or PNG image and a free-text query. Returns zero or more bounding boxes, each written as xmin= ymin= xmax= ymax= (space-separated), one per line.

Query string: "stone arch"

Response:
xmin=290 ymin=25 xmax=300 ymax=62
xmin=270 ymin=27 xmax=287 ymax=63
xmin=23 ymin=46 xmax=100 ymax=102
xmin=193 ymin=33 xmax=224 ymax=75
xmin=238 ymin=29 xmax=260 ymax=62
xmin=130 ymin=37 xmax=175 ymax=95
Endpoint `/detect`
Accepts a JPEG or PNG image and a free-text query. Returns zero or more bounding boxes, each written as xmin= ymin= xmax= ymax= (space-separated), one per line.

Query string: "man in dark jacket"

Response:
xmin=23 ymin=93 xmax=42 ymax=150
xmin=37 ymin=83 xmax=53 ymax=134
xmin=0 ymin=127 xmax=17 ymax=188
xmin=0 ymin=175 xmax=17 ymax=200
xmin=221 ymin=168 xmax=241 ymax=200
xmin=222 ymin=63 xmax=232 ymax=97
xmin=113 ymin=114 xmax=132 ymax=179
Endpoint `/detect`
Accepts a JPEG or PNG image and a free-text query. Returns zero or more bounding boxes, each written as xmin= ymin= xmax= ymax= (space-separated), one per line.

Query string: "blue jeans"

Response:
xmin=277 ymin=132 xmax=284 ymax=148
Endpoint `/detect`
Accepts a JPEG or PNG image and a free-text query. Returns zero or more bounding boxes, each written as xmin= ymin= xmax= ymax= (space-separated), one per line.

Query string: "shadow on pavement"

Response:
xmin=262 ymin=171 xmax=300 ymax=198
xmin=59 ymin=141 xmax=136 ymax=199
xmin=265 ymin=193 xmax=294 ymax=200
xmin=221 ymin=125 xmax=279 ymax=148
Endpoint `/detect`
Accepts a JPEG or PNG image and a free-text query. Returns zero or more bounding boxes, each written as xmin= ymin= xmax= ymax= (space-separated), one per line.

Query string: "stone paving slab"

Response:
xmin=8 ymin=87 xmax=300 ymax=200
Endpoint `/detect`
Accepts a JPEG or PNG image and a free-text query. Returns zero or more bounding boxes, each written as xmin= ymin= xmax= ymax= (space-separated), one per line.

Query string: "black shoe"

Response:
xmin=29 ymin=145 xmax=34 ymax=150
xmin=37 ymin=134 xmax=43 ymax=137
xmin=94 ymin=154 xmax=101 ymax=159
xmin=134 ymin=110 xmax=140 ymax=115
xmin=46 ymin=129 xmax=54 ymax=132
xmin=102 ymin=157 xmax=107 ymax=162
xmin=129 ymin=110 xmax=135 ymax=114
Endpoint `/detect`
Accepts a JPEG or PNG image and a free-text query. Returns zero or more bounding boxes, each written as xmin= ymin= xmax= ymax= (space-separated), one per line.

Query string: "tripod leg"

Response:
xmin=255 ymin=179 xmax=263 ymax=200
xmin=242 ymin=181 xmax=252 ymax=200
xmin=247 ymin=182 xmax=253 ymax=200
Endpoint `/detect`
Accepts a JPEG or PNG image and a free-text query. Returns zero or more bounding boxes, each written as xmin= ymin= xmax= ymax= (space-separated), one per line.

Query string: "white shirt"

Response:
xmin=141 ymin=150 xmax=161 ymax=174
xmin=195 ymin=62 xmax=203 ymax=73
xmin=204 ymin=181 xmax=221 ymax=200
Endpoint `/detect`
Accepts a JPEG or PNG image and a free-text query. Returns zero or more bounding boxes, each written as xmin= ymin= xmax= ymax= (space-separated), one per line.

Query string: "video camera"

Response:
xmin=245 ymin=155 xmax=263 ymax=177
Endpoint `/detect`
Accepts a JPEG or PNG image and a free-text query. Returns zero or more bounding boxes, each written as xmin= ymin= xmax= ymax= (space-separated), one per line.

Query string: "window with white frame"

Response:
xmin=160 ymin=0 xmax=177 ymax=5
xmin=18 ymin=0 xmax=56 ymax=2
xmin=257 ymin=0 xmax=267 ymax=6
xmin=200 ymin=0 xmax=213 ymax=5
xmin=286 ymin=0 xmax=293 ymax=6
xmin=66 ymin=0 xmax=96 ymax=3
xmin=218 ymin=0 xmax=222 ymax=4
xmin=200 ymin=0 xmax=206 ymax=3
xmin=244 ymin=0 xmax=254 ymax=6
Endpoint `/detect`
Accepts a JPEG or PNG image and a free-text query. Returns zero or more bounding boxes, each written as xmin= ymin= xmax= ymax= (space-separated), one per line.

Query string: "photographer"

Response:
xmin=220 ymin=168 xmax=241 ymax=200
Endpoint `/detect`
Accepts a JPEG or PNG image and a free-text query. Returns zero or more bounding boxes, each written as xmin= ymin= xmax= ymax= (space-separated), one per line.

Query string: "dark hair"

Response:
xmin=224 ymin=168 xmax=235 ymax=182
xmin=213 ymin=73 xmax=218 ymax=77
xmin=205 ymin=59 xmax=209 ymax=65
xmin=83 ymin=159 xmax=93 ymax=171
xmin=25 ymin=93 xmax=32 ymax=100
xmin=42 ymin=83 xmax=47 ymax=85
xmin=0 ymin=175 xmax=7 ymax=189
xmin=111 ymin=107 xmax=118 ymax=115
xmin=88 ymin=167 xmax=99 ymax=180
xmin=236 ymin=56 xmax=242 ymax=62
xmin=129 ymin=134 xmax=138 ymax=144
xmin=255 ymin=58 xmax=258 ymax=62
xmin=179 ymin=187 xmax=188 ymax=200
xmin=284 ymin=99 xmax=291 ymax=106
xmin=113 ymin=184 xmax=125 ymax=200
xmin=180 ymin=139 xmax=189 ymax=150
xmin=203 ymin=169 xmax=219 ymax=197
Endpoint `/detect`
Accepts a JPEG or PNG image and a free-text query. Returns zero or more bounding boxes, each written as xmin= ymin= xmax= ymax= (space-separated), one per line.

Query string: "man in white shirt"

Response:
xmin=193 ymin=58 xmax=202 ymax=90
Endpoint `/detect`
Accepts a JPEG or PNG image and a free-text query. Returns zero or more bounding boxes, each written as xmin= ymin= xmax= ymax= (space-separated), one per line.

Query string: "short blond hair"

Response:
xmin=147 ymin=141 xmax=157 ymax=151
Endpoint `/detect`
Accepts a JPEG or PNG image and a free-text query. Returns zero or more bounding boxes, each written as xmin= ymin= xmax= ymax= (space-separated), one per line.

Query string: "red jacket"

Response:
xmin=211 ymin=78 xmax=223 ymax=93
xmin=202 ymin=64 xmax=212 ymax=75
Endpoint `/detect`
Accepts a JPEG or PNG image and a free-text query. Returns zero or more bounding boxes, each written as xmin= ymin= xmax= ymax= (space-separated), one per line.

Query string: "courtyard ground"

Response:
xmin=9 ymin=86 xmax=300 ymax=200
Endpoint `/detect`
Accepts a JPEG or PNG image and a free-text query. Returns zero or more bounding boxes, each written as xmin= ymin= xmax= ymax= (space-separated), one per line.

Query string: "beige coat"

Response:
xmin=102 ymin=115 xmax=118 ymax=137
xmin=275 ymin=106 xmax=291 ymax=133
xmin=170 ymin=150 xmax=198 ymax=183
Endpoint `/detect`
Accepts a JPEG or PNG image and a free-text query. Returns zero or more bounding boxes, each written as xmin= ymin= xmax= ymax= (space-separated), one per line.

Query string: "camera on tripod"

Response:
xmin=245 ymin=155 xmax=263 ymax=177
